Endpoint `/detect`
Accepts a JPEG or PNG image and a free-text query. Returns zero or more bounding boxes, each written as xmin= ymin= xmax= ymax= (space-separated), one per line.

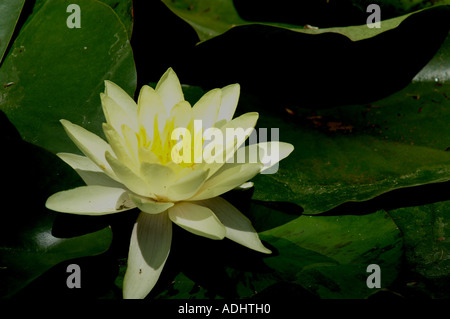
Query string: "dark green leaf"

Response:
xmin=352 ymin=0 xmax=450 ymax=15
xmin=388 ymin=200 xmax=450 ymax=298
xmin=147 ymin=204 xmax=402 ymax=299
xmin=99 ymin=0 xmax=134 ymax=39
xmin=0 ymin=0 xmax=136 ymax=155
xmin=175 ymin=80 xmax=450 ymax=215
xmin=171 ymin=5 xmax=450 ymax=109
xmin=254 ymin=84 xmax=450 ymax=214
xmin=258 ymin=209 xmax=403 ymax=298
xmin=162 ymin=0 xmax=447 ymax=42
xmin=414 ymin=33 xmax=450 ymax=82
xmin=0 ymin=0 xmax=25 ymax=65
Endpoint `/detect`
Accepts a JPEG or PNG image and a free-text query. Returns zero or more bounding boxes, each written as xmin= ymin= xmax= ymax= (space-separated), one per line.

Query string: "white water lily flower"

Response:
xmin=45 ymin=68 xmax=294 ymax=299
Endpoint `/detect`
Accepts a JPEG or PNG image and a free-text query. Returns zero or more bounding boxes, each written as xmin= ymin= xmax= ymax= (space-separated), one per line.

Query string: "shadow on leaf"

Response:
xmin=0 ymin=111 xmax=112 ymax=298
xmin=319 ymin=180 xmax=450 ymax=216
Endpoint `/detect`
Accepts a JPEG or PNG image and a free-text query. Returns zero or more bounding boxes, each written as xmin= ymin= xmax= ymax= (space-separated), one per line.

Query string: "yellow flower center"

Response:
xmin=135 ymin=115 xmax=203 ymax=168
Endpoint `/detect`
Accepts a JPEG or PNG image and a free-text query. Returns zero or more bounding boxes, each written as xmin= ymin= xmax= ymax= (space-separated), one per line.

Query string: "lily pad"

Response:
xmin=252 ymin=82 xmax=450 ymax=214
xmin=352 ymin=0 xmax=450 ymax=15
xmin=233 ymin=0 xmax=450 ymax=27
xmin=388 ymin=200 xmax=450 ymax=298
xmin=413 ymin=33 xmax=450 ymax=82
xmin=100 ymin=0 xmax=134 ymax=39
xmin=170 ymin=5 xmax=450 ymax=109
xmin=162 ymin=0 xmax=448 ymax=42
xmin=0 ymin=0 xmax=136 ymax=155
xmin=175 ymin=79 xmax=450 ymax=215
xmin=258 ymin=209 xmax=403 ymax=298
xmin=147 ymin=204 xmax=402 ymax=299
xmin=0 ymin=0 xmax=25 ymax=65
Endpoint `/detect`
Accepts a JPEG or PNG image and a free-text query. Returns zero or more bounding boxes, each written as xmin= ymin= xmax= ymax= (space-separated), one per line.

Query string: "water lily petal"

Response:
xmin=260 ymin=142 xmax=294 ymax=173
xmin=155 ymin=68 xmax=184 ymax=114
xmin=121 ymin=124 xmax=140 ymax=163
xmin=104 ymin=80 xmax=137 ymax=118
xmin=235 ymin=181 xmax=254 ymax=190
xmin=57 ymin=153 xmax=124 ymax=188
xmin=235 ymin=141 xmax=294 ymax=173
xmin=137 ymin=85 xmax=167 ymax=139
xmin=170 ymin=100 xmax=192 ymax=128
xmin=163 ymin=161 xmax=189 ymax=177
xmin=168 ymin=202 xmax=226 ymax=240
xmin=123 ymin=211 xmax=172 ymax=299
xmin=58 ymin=152 xmax=100 ymax=171
xmin=45 ymin=185 xmax=134 ymax=215
xmin=192 ymin=88 xmax=221 ymax=130
xmin=220 ymin=112 xmax=259 ymax=158
xmin=60 ymin=119 xmax=115 ymax=178
xmin=191 ymin=162 xmax=262 ymax=201
xmin=129 ymin=193 xmax=174 ymax=214
xmin=105 ymin=151 xmax=149 ymax=197
xmin=103 ymin=123 xmax=138 ymax=170
xmin=101 ymin=93 xmax=138 ymax=133
xmin=195 ymin=197 xmax=271 ymax=254
xmin=217 ymin=83 xmax=240 ymax=122
xmin=200 ymin=112 xmax=259 ymax=178
xmin=140 ymin=162 xmax=177 ymax=198
xmin=167 ymin=169 xmax=209 ymax=201
xmin=138 ymin=147 xmax=160 ymax=164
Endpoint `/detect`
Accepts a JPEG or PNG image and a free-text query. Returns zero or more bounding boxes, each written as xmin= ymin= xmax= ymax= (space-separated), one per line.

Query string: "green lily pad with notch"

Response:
xmin=0 ymin=0 xmax=136 ymax=155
